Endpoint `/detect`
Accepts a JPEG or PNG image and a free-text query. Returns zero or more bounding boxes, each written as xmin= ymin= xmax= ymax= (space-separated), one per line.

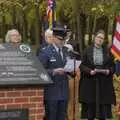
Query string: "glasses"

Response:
xmin=96 ymin=36 xmax=104 ymax=40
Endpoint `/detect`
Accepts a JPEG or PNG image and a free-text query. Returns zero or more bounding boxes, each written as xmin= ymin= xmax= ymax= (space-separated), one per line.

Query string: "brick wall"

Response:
xmin=0 ymin=87 xmax=44 ymax=120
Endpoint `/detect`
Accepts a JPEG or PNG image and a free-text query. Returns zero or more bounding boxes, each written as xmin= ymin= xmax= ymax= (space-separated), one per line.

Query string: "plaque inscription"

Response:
xmin=0 ymin=43 xmax=53 ymax=86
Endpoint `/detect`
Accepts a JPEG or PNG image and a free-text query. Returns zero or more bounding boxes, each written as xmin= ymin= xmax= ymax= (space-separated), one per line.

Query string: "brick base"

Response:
xmin=0 ymin=87 xmax=44 ymax=120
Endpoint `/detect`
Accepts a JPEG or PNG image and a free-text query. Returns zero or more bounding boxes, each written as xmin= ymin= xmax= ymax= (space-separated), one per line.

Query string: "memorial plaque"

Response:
xmin=0 ymin=109 xmax=28 ymax=120
xmin=0 ymin=43 xmax=53 ymax=86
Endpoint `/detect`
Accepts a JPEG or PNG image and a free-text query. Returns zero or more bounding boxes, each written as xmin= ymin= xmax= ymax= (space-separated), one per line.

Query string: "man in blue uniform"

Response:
xmin=38 ymin=27 xmax=68 ymax=120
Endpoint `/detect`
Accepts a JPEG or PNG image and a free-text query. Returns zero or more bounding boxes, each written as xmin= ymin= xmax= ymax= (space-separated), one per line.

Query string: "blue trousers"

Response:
xmin=44 ymin=100 xmax=68 ymax=120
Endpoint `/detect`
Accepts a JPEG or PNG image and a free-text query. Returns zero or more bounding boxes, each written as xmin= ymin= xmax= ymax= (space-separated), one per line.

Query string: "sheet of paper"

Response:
xmin=64 ymin=59 xmax=81 ymax=72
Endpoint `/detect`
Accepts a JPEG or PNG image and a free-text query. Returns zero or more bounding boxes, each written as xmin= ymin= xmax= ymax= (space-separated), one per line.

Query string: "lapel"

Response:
xmin=50 ymin=45 xmax=64 ymax=62
xmin=88 ymin=44 xmax=94 ymax=65
xmin=50 ymin=45 xmax=58 ymax=58
xmin=102 ymin=46 xmax=108 ymax=65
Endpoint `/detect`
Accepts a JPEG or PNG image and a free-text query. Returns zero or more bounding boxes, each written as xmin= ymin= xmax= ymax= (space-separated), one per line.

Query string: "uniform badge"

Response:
xmin=50 ymin=57 xmax=56 ymax=62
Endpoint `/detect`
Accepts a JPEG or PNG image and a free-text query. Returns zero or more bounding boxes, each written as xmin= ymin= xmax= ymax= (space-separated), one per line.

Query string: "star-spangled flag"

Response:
xmin=111 ymin=16 xmax=120 ymax=60
xmin=111 ymin=16 xmax=120 ymax=76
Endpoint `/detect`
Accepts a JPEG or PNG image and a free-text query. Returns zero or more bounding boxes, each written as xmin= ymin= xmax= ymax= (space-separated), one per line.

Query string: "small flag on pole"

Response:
xmin=47 ymin=0 xmax=56 ymax=29
xmin=111 ymin=16 xmax=120 ymax=60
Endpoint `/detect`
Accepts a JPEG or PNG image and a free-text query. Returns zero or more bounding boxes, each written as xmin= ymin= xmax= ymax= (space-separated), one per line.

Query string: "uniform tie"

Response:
xmin=58 ymin=48 xmax=63 ymax=59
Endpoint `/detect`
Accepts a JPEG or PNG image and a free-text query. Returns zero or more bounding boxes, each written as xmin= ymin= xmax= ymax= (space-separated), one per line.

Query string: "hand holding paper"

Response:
xmin=53 ymin=68 xmax=64 ymax=75
xmin=94 ymin=69 xmax=110 ymax=75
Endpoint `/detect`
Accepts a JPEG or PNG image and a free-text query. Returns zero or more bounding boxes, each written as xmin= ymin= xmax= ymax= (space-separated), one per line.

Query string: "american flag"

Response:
xmin=47 ymin=0 xmax=56 ymax=28
xmin=111 ymin=16 xmax=120 ymax=111
xmin=111 ymin=16 xmax=120 ymax=60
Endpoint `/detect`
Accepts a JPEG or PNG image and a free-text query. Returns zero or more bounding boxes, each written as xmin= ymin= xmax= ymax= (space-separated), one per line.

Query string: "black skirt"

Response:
xmin=81 ymin=103 xmax=112 ymax=119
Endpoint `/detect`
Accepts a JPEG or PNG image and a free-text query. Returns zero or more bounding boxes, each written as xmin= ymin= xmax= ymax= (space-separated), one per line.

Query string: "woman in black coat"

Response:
xmin=79 ymin=30 xmax=116 ymax=120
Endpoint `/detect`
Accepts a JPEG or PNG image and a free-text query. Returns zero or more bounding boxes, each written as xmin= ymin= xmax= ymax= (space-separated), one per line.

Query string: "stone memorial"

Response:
xmin=0 ymin=43 xmax=53 ymax=86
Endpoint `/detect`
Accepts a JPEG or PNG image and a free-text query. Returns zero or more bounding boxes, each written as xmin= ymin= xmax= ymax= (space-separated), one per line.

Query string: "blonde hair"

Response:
xmin=5 ymin=29 xmax=21 ymax=43
xmin=45 ymin=29 xmax=53 ymax=40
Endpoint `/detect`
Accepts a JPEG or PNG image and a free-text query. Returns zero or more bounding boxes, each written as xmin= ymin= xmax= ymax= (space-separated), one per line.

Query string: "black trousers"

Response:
xmin=81 ymin=103 xmax=112 ymax=119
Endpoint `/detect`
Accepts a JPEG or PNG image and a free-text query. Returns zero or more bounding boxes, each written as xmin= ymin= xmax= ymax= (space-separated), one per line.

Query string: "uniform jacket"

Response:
xmin=38 ymin=44 xmax=69 ymax=100
xmin=79 ymin=44 xmax=116 ymax=104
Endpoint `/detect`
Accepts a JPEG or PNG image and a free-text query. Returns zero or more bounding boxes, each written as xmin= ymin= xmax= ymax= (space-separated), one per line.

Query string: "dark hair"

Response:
xmin=95 ymin=29 xmax=105 ymax=37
